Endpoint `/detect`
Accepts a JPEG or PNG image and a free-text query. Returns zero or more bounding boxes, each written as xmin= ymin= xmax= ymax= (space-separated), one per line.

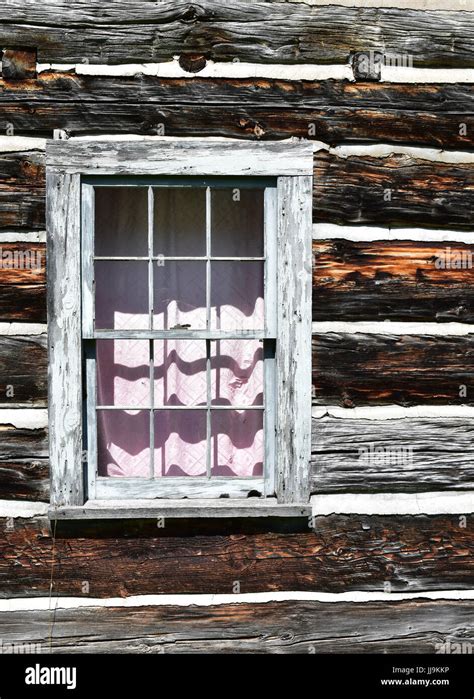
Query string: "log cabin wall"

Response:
xmin=0 ymin=0 xmax=473 ymax=653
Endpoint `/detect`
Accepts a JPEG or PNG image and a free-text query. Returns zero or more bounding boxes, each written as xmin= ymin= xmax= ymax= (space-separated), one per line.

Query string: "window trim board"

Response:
xmin=46 ymin=140 xmax=313 ymax=512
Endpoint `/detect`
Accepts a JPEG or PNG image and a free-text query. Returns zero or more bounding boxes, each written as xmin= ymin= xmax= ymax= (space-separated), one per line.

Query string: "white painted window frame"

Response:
xmin=46 ymin=139 xmax=313 ymax=518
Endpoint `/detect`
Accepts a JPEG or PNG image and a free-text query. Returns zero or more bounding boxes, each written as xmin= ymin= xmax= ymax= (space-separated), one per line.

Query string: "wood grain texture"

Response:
xmin=1 ymin=599 xmax=472 ymax=653
xmin=0 ymin=2 xmax=473 ymax=67
xmin=314 ymin=151 xmax=474 ymax=230
xmin=2 ymin=74 xmax=473 ymax=149
xmin=311 ymin=416 xmax=474 ymax=493
xmin=0 ymin=424 xmax=48 ymax=501
xmin=313 ymin=240 xmax=474 ymax=323
xmin=0 ymin=335 xmax=47 ymax=406
xmin=0 ymin=515 xmax=471 ymax=597
xmin=313 ymin=333 xmax=474 ymax=407
xmin=46 ymin=171 xmax=83 ymax=506
xmin=0 ymin=242 xmax=45 ymax=322
xmin=1 ymin=48 xmax=36 ymax=80
xmin=46 ymin=139 xmax=314 ymax=175
xmin=0 ymin=151 xmax=44 ymax=230
xmin=276 ymin=176 xmax=312 ymax=503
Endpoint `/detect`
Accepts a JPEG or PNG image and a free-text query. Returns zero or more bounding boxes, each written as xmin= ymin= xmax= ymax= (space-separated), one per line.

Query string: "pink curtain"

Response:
xmin=95 ymin=186 xmax=265 ymax=478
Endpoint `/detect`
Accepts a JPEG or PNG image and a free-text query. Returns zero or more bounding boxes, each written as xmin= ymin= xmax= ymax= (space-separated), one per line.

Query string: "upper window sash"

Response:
xmin=81 ymin=178 xmax=277 ymax=341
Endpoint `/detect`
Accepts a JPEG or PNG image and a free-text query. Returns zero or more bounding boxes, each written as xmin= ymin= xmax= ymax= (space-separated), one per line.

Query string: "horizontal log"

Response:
xmin=0 ymin=335 xmax=47 ymax=406
xmin=0 ymin=599 xmax=472 ymax=653
xmin=5 ymin=74 xmax=474 ymax=110
xmin=2 ymin=74 xmax=474 ymax=149
xmin=0 ymin=151 xmax=44 ymax=231
xmin=313 ymin=333 xmax=474 ymax=407
xmin=5 ymin=149 xmax=474 ymax=230
xmin=314 ymin=151 xmax=474 ymax=230
xmin=311 ymin=417 xmax=474 ymax=493
xmin=313 ymin=240 xmax=474 ymax=323
xmin=0 ymin=515 xmax=471 ymax=596
xmin=0 ymin=424 xmax=48 ymax=500
xmin=0 ymin=242 xmax=45 ymax=322
xmin=1 ymin=2 xmax=473 ymax=67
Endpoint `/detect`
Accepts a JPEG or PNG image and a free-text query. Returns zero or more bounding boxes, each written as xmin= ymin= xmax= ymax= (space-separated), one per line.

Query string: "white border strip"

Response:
xmin=311 ymin=491 xmax=474 ymax=515
xmin=313 ymin=321 xmax=474 ymax=335
xmin=313 ymin=405 xmax=474 ymax=420
xmin=1 ymin=589 xmax=473 ymax=613
xmin=0 ymin=501 xmax=48 ymax=518
xmin=383 ymin=66 xmax=474 ymax=83
xmin=0 ymin=323 xmax=46 ymax=336
xmin=38 ymin=60 xmax=354 ymax=81
xmin=326 ymin=143 xmax=474 ymax=163
xmin=290 ymin=0 xmax=473 ymax=8
xmin=0 ymin=137 xmax=46 ymax=153
xmin=0 ymin=408 xmax=48 ymax=429
xmin=313 ymin=223 xmax=474 ymax=243
xmin=35 ymin=60 xmax=474 ymax=84
xmin=0 ymin=231 xmax=46 ymax=243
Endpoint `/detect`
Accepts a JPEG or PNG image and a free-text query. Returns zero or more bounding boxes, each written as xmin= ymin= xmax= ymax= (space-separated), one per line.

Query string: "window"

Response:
xmin=46 ymin=140 xmax=313 ymax=518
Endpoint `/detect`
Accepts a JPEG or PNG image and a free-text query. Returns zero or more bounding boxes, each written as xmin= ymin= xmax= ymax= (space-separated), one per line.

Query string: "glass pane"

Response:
xmin=154 ymin=410 xmax=207 ymax=477
xmin=95 ymin=187 xmax=148 ymax=257
xmin=211 ymin=261 xmax=264 ymax=330
xmin=98 ymin=409 xmax=150 ymax=478
xmin=211 ymin=188 xmax=264 ymax=257
xmin=95 ymin=261 xmax=149 ymax=330
xmin=211 ymin=410 xmax=263 ymax=477
xmin=154 ymin=340 xmax=207 ymax=407
xmin=211 ymin=340 xmax=263 ymax=406
xmin=153 ymin=187 xmax=206 ymax=257
xmin=97 ymin=340 xmax=150 ymax=408
xmin=153 ymin=260 xmax=206 ymax=330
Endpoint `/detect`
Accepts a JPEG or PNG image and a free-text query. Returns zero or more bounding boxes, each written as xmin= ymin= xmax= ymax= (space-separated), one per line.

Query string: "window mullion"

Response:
xmin=206 ymin=187 xmax=212 ymax=479
xmin=148 ymin=186 xmax=155 ymax=479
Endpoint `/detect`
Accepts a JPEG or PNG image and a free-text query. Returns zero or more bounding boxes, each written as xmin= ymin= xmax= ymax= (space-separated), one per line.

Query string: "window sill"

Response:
xmin=48 ymin=498 xmax=311 ymax=521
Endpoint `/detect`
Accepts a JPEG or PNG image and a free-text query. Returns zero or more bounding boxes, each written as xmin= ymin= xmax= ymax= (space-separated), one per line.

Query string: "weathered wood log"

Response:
xmin=313 ymin=333 xmax=474 ymax=407
xmin=5 ymin=74 xmax=474 ymax=110
xmin=0 ymin=599 xmax=472 ymax=653
xmin=313 ymin=240 xmax=474 ymax=323
xmin=311 ymin=416 xmax=474 ymax=493
xmin=0 ymin=151 xmax=44 ymax=230
xmin=2 ymin=74 xmax=473 ymax=149
xmin=0 ymin=242 xmax=45 ymax=322
xmin=0 ymin=424 xmax=48 ymax=500
xmin=0 ymin=335 xmax=47 ymax=406
xmin=1 ymin=48 xmax=36 ymax=80
xmin=0 ymin=515 xmax=471 ymax=596
xmin=314 ymin=151 xmax=474 ymax=230
xmin=0 ymin=2 xmax=473 ymax=67
xmin=5 ymin=149 xmax=474 ymax=230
